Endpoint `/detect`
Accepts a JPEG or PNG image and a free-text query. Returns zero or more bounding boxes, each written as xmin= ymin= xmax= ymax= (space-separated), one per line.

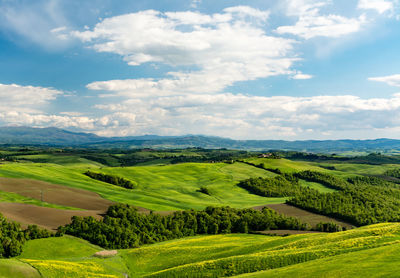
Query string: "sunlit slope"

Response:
xmin=14 ymin=154 xmax=104 ymax=167
xmin=11 ymin=223 xmax=400 ymax=278
xmin=19 ymin=236 xmax=127 ymax=278
xmin=245 ymin=158 xmax=331 ymax=173
xmin=237 ymin=240 xmax=400 ymax=278
xmin=0 ymin=162 xmax=285 ymax=210
xmin=136 ymin=223 xmax=400 ymax=277
xmin=247 ymin=157 xmax=400 ymax=177
xmin=0 ymin=259 xmax=40 ymax=278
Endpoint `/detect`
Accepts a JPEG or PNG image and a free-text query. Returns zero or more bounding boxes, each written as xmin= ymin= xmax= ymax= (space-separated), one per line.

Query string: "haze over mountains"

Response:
xmin=1 ymin=126 xmax=400 ymax=153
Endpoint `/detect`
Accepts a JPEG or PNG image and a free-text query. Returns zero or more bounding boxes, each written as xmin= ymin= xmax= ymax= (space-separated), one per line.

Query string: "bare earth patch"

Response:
xmin=254 ymin=203 xmax=354 ymax=230
xmin=93 ymin=250 xmax=118 ymax=258
xmin=0 ymin=177 xmax=117 ymax=230
xmin=0 ymin=202 xmax=104 ymax=230
xmin=0 ymin=177 xmax=113 ymax=210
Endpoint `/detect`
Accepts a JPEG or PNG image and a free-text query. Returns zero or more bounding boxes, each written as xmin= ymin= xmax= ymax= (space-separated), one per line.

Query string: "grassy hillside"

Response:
xmin=4 ymin=223 xmax=400 ymax=277
xmin=0 ymin=259 xmax=40 ymax=278
xmin=0 ymin=162 xmax=285 ymax=211
xmin=1 ymin=156 xmax=398 ymax=211
xmin=237 ymin=243 xmax=400 ymax=277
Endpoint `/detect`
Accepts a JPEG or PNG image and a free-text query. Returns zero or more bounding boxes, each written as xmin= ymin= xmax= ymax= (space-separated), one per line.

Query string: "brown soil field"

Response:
xmin=254 ymin=203 xmax=354 ymax=230
xmin=0 ymin=177 xmax=113 ymax=210
xmin=0 ymin=203 xmax=104 ymax=230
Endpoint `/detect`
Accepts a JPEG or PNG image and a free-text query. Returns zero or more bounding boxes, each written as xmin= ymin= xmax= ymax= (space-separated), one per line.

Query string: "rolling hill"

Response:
xmin=1 ymin=223 xmax=398 ymax=277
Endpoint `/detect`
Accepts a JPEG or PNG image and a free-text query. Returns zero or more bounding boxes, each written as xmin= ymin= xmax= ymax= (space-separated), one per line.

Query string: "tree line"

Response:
xmin=84 ymin=171 xmax=136 ymax=189
xmin=59 ymin=204 xmax=310 ymax=249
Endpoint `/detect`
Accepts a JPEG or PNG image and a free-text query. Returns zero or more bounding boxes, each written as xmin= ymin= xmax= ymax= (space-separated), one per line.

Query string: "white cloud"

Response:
xmin=0 ymin=83 xmax=62 ymax=113
xmin=89 ymin=89 xmax=400 ymax=139
xmin=72 ymin=7 xmax=296 ymax=96
xmin=358 ymin=0 xmax=394 ymax=14
xmin=3 ymin=81 xmax=400 ymax=140
xmin=369 ymin=74 xmax=400 ymax=87
xmin=276 ymin=0 xmax=366 ymax=39
xmin=223 ymin=6 xmax=270 ymax=21
xmin=285 ymin=0 xmax=328 ymax=17
xmin=291 ymin=72 xmax=313 ymax=79
xmin=0 ymin=83 xmax=99 ymax=131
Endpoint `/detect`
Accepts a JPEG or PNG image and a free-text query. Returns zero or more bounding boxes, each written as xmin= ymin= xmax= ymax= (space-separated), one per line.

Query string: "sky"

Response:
xmin=1 ymin=0 xmax=400 ymax=140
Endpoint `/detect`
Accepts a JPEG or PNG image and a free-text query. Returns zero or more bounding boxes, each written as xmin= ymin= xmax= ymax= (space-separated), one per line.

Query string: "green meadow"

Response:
xmin=0 ymin=161 xmax=286 ymax=210
xmin=1 ymin=223 xmax=398 ymax=277
xmin=1 ymin=155 xmax=398 ymax=210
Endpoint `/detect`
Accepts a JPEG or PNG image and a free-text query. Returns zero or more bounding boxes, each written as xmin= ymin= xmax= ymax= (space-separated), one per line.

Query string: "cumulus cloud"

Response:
xmin=89 ymin=90 xmax=400 ymax=139
xmin=276 ymin=0 xmax=366 ymax=39
xmin=291 ymin=72 xmax=313 ymax=79
xmin=72 ymin=7 xmax=296 ymax=97
xmin=3 ymin=81 xmax=400 ymax=140
xmin=0 ymin=83 xmax=62 ymax=112
xmin=369 ymin=74 xmax=400 ymax=87
xmin=0 ymin=83 xmax=98 ymax=131
xmin=358 ymin=0 xmax=395 ymax=14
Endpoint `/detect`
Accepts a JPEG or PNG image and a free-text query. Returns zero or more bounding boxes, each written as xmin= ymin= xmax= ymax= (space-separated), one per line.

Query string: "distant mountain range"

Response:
xmin=1 ymin=126 xmax=400 ymax=153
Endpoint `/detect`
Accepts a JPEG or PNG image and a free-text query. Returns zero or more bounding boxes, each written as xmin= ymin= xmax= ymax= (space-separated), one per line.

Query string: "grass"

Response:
xmin=244 ymin=158 xmax=330 ymax=173
xmin=134 ymin=223 xmax=400 ymax=277
xmin=298 ymin=179 xmax=337 ymax=193
xmin=2 ymin=223 xmax=398 ymax=277
xmin=0 ymin=259 xmax=40 ymax=278
xmin=15 ymin=154 xmax=103 ymax=167
xmin=19 ymin=236 xmax=128 ymax=278
xmin=328 ymin=163 xmax=400 ymax=176
xmin=0 ymin=162 xmax=285 ymax=211
xmin=19 ymin=235 xmax=102 ymax=260
xmin=236 ymin=241 xmax=400 ymax=277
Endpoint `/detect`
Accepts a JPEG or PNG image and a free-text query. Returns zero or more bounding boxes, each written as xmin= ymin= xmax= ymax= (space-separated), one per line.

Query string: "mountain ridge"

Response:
xmin=1 ymin=126 xmax=400 ymax=152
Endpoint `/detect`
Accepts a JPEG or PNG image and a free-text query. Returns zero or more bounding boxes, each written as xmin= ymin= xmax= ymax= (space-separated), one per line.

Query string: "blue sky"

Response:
xmin=1 ymin=0 xmax=400 ymax=139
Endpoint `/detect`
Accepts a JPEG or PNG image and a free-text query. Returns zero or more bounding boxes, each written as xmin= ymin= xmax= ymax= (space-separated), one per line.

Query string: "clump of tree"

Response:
xmin=238 ymin=170 xmax=400 ymax=227
xmin=84 ymin=171 xmax=136 ymax=189
xmin=315 ymin=222 xmax=343 ymax=232
xmin=348 ymin=176 xmax=400 ymax=189
xmin=294 ymin=170 xmax=347 ymax=190
xmin=240 ymin=161 xmax=283 ymax=174
xmin=59 ymin=204 xmax=310 ymax=249
xmin=0 ymin=215 xmax=53 ymax=258
xmin=384 ymin=168 xmax=400 ymax=179
xmin=288 ymin=175 xmax=400 ymax=226
xmin=238 ymin=174 xmax=303 ymax=197
xmin=197 ymin=186 xmax=211 ymax=195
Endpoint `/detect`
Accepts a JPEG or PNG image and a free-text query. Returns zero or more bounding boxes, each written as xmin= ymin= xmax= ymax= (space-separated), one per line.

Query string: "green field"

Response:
xmin=2 ymin=223 xmax=399 ymax=277
xmin=0 ymin=259 xmax=40 ymax=278
xmin=0 ymin=161 xmax=285 ymax=211
xmin=0 ymin=156 xmax=397 ymax=211
xmin=237 ymin=243 xmax=400 ymax=277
